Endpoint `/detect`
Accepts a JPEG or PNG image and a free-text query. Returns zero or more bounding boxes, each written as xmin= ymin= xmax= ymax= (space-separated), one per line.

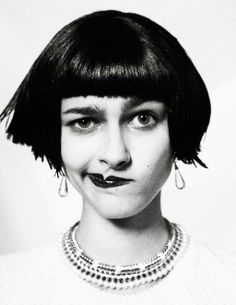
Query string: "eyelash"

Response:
xmin=68 ymin=117 xmax=99 ymax=134
xmin=129 ymin=112 xmax=158 ymax=129
xmin=67 ymin=111 xmax=158 ymax=134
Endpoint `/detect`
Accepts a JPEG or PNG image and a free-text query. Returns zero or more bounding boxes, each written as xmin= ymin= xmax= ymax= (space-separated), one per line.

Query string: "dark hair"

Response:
xmin=0 ymin=10 xmax=211 ymax=175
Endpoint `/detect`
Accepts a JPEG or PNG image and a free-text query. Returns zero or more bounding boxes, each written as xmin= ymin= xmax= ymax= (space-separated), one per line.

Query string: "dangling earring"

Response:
xmin=174 ymin=161 xmax=185 ymax=190
xmin=58 ymin=174 xmax=68 ymax=197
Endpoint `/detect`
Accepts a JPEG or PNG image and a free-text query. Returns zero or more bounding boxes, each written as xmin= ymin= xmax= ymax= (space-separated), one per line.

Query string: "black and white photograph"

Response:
xmin=0 ymin=0 xmax=235 ymax=304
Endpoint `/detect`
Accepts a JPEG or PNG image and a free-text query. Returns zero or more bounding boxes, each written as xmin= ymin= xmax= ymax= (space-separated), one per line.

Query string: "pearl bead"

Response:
xmin=61 ymin=220 xmax=188 ymax=290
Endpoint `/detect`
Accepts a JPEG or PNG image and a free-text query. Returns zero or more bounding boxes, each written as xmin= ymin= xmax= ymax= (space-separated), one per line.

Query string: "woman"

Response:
xmin=0 ymin=10 xmax=235 ymax=304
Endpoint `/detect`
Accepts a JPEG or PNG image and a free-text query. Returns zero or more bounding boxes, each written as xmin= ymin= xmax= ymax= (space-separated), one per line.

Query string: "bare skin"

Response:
xmin=61 ymin=96 xmax=173 ymax=292
xmin=76 ymin=192 xmax=168 ymax=266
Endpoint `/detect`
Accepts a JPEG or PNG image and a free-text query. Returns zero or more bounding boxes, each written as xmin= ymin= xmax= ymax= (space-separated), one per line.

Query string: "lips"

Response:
xmin=87 ymin=173 xmax=132 ymax=188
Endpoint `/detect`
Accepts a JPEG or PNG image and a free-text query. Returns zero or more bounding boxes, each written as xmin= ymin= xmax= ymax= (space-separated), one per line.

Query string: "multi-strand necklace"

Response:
xmin=61 ymin=220 xmax=188 ymax=290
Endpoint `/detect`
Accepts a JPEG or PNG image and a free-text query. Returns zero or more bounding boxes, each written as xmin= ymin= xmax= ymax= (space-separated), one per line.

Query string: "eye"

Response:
xmin=70 ymin=118 xmax=98 ymax=133
xmin=129 ymin=112 xmax=157 ymax=129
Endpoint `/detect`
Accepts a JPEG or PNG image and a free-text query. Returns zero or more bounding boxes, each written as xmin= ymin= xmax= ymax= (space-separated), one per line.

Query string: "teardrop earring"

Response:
xmin=174 ymin=161 xmax=185 ymax=190
xmin=58 ymin=175 xmax=68 ymax=197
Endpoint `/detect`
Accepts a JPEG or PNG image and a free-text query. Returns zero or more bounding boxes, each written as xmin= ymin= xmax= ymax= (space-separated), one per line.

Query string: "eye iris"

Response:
xmin=138 ymin=114 xmax=150 ymax=125
xmin=78 ymin=118 xmax=91 ymax=128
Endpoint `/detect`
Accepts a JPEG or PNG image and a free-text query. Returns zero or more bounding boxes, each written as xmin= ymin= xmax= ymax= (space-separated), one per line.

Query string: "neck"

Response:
xmin=76 ymin=192 xmax=169 ymax=265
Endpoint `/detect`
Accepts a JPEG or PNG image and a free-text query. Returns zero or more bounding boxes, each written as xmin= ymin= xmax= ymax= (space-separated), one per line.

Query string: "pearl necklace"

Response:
xmin=61 ymin=220 xmax=188 ymax=290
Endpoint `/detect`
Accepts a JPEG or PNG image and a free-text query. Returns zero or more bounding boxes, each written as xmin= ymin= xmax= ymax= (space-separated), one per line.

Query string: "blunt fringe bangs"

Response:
xmin=0 ymin=10 xmax=211 ymax=174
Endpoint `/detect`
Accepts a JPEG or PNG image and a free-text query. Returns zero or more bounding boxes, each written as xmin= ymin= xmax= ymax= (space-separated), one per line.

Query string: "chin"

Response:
xmin=91 ymin=197 xmax=150 ymax=220
xmin=100 ymin=210 xmax=142 ymax=220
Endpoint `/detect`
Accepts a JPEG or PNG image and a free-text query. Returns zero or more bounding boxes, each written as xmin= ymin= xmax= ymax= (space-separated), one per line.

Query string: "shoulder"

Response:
xmin=190 ymin=239 xmax=236 ymax=276
xmin=0 ymin=242 xmax=71 ymax=305
xmin=0 ymin=242 xmax=59 ymax=277
xmin=0 ymin=240 xmax=90 ymax=305
xmin=184 ymin=239 xmax=236 ymax=304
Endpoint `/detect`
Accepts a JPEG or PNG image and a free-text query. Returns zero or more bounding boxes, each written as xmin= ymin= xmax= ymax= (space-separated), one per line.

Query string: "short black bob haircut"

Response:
xmin=0 ymin=10 xmax=211 ymax=175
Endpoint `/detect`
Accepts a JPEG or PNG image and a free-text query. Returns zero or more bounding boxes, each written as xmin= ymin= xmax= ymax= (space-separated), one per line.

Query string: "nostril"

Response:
xmin=98 ymin=131 xmax=131 ymax=168
xmin=115 ymin=157 xmax=132 ymax=170
xmin=99 ymin=153 xmax=131 ymax=169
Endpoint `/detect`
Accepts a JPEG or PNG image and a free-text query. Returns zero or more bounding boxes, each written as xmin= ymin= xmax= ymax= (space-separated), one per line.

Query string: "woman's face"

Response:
xmin=61 ymin=96 xmax=173 ymax=219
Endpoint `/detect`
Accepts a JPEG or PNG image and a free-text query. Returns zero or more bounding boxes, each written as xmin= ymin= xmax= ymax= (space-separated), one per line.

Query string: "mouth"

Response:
xmin=87 ymin=173 xmax=132 ymax=188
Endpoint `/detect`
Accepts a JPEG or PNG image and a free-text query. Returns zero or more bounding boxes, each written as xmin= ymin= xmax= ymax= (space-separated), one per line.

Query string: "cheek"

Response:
xmin=133 ymin=128 xmax=172 ymax=170
xmin=61 ymin=130 xmax=98 ymax=171
xmin=131 ymin=128 xmax=173 ymax=191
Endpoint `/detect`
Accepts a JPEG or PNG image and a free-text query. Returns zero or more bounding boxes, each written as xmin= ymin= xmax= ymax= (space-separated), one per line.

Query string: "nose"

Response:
xmin=98 ymin=127 xmax=131 ymax=170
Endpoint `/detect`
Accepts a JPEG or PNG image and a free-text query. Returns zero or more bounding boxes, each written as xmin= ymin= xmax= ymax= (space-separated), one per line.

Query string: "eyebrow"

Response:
xmin=62 ymin=106 xmax=102 ymax=116
xmin=62 ymin=98 xmax=158 ymax=116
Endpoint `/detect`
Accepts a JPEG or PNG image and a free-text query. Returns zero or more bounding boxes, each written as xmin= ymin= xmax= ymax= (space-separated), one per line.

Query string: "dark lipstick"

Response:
xmin=87 ymin=173 xmax=132 ymax=188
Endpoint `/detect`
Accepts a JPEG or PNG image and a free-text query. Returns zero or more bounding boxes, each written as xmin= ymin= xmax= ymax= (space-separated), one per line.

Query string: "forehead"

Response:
xmin=61 ymin=95 xmax=165 ymax=113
